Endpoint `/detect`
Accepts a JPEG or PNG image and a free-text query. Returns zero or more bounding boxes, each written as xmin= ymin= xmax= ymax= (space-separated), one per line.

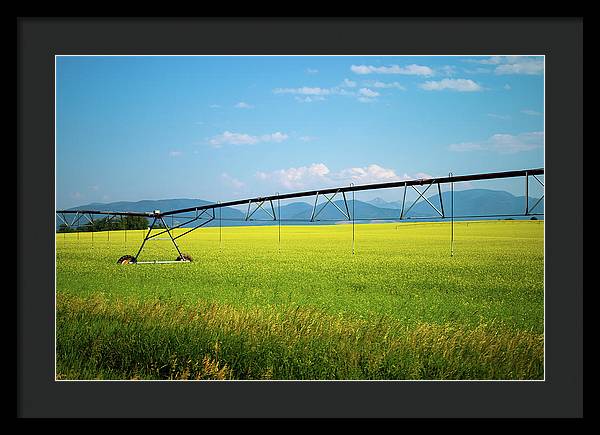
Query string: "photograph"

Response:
xmin=54 ymin=54 xmax=545 ymax=381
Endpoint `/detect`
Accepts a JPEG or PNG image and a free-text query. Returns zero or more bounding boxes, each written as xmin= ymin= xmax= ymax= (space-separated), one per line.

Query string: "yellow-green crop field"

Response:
xmin=56 ymin=220 xmax=544 ymax=380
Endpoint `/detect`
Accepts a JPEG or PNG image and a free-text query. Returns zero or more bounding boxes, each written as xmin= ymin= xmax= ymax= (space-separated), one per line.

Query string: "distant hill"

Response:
xmin=76 ymin=198 xmax=214 ymax=214
xmin=58 ymin=188 xmax=543 ymax=229
xmin=406 ymin=189 xmax=543 ymax=219
xmin=68 ymin=198 xmax=244 ymax=219
xmin=366 ymin=197 xmax=401 ymax=209
xmin=367 ymin=189 xmax=543 ymax=219
xmin=62 ymin=198 xmax=246 ymax=228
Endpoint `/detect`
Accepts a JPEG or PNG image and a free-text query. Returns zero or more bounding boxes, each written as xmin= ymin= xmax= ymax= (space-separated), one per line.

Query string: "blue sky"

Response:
xmin=56 ymin=55 xmax=544 ymax=209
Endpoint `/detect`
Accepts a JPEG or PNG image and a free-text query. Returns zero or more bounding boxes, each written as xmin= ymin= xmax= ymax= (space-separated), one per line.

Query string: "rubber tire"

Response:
xmin=176 ymin=253 xmax=192 ymax=262
xmin=117 ymin=254 xmax=137 ymax=265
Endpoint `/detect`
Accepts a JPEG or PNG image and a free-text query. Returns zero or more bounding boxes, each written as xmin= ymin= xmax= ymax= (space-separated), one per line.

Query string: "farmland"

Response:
xmin=55 ymin=220 xmax=544 ymax=380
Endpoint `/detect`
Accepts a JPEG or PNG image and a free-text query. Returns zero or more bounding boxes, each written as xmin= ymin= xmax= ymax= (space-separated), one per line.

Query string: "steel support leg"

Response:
xmin=134 ymin=217 xmax=157 ymax=261
xmin=525 ymin=172 xmax=529 ymax=215
xmin=159 ymin=216 xmax=184 ymax=259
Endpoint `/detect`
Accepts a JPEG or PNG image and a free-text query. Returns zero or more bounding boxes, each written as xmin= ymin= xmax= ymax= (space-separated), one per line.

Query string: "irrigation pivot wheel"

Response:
xmin=117 ymin=254 xmax=137 ymax=265
xmin=176 ymin=253 xmax=193 ymax=262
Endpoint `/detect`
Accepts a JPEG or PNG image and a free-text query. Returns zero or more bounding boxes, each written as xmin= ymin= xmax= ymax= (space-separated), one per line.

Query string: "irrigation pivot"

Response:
xmin=56 ymin=168 xmax=544 ymax=264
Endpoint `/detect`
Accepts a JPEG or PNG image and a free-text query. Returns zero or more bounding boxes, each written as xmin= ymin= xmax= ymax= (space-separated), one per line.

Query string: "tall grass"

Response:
xmin=57 ymin=293 xmax=543 ymax=380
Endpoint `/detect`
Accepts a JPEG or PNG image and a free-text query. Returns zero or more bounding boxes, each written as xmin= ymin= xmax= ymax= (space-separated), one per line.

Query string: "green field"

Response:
xmin=56 ymin=220 xmax=544 ymax=380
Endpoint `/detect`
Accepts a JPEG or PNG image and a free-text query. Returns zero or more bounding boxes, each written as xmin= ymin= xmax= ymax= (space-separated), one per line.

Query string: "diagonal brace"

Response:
xmin=159 ymin=216 xmax=184 ymax=259
xmin=312 ymin=190 xmax=350 ymax=221
xmin=401 ymin=180 xmax=439 ymax=218
xmin=173 ymin=217 xmax=215 ymax=240
xmin=148 ymin=209 xmax=214 ymax=239
xmin=410 ymin=183 xmax=443 ymax=217
xmin=529 ymin=174 xmax=544 ymax=213
xmin=57 ymin=213 xmax=70 ymax=228
xmin=246 ymin=199 xmax=275 ymax=221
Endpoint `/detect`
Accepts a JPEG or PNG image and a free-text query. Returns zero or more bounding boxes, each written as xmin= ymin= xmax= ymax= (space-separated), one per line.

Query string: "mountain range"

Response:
xmin=59 ymin=189 xmax=543 ymax=228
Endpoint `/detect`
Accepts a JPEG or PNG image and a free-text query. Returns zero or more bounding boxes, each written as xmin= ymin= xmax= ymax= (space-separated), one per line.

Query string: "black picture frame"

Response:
xmin=17 ymin=17 xmax=583 ymax=419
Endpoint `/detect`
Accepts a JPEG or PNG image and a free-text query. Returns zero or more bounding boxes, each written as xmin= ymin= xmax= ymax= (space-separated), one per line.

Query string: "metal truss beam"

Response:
xmin=56 ymin=167 xmax=544 ymax=263
xmin=246 ymin=199 xmax=276 ymax=221
xmin=57 ymin=168 xmax=544 ymax=219
xmin=173 ymin=217 xmax=214 ymax=240
xmin=156 ymin=168 xmax=544 ymax=218
xmin=400 ymin=179 xmax=444 ymax=219
xmin=310 ymin=189 xmax=350 ymax=222
xmin=527 ymin=172 xmax=545 ymax=214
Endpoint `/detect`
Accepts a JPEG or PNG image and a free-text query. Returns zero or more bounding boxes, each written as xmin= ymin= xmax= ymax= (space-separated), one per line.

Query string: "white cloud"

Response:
xmin=273 ymin=84 xmax=358 ymax=103
xmin=448 ymin=131 xmax=543 ymax=154
xmin=356 ymin=88 xmax=380 ymax=103
xmin=440 ymin=65 xmax=457 ymax=76
xmin=306 ymin=68 xmax=319 ymax=74
xmin=209 ymin=104 xmax=221 ymax=109
xmin=209 ymin=132 xmax=258 ymax=146
xmin=357 ymin=97 xmax=376 ymax=103
xmin=469 ymin=56 xmax=544 ymax=75
xmin=466 ymin=56 xmax=514 ymax=66
xmin=274 ymin=80 xmax=401 ymax=103
xmin=273 ymin=86 xmax=332 ymax=96
xmin=169 ymin=150 xmax=183 ymax=157
xmin=462 ymin=67 xmax=493 ymax=74
xmin=295 ymin=95 xmax=326 ymax=103
xmin=465 ymin=57 xmax=499 ymax=66
xmin=221 ymin=172 xmax=245 ymax=189
xmin=420 ymin=78 xmax=483 ymax=92
xmin=274 ymin=86 xmax=336 ymax=102
xmin=256 ymin=163 xmax=413 ymax=190
xmin=350 ymin=65 xmax=372 ymax=75
xmin=369 ymin=81 xmax=406 ymax=90
xmin=414 ymin=172 xmax=434 ymax=180
xmin=335 ymin=88 xmax=355 ymax=96
xmin=256 ymin=163 xmax=331 ymax=190
xmin=487 ymin=113 xmax=511 ymax=120
xmin=351 ymin=64 xmax=433 ymax=76
xmin=308 ymin=163 xmax=330 ymax=176
xmin=299 ymin=136 xmax=317 ymax=142
xmin=495 ymin=58 xmax=544 ymax=75
xmin=261 ymin=132 xmax=289 ymax=142
xmin=208 ymin=131 xmax=288 ymax=147
xmin=335 ymin=164 xmax=402 ymax=184
xmin=521 ymin=109 xmax=541 ymax=116
xmin=358 ymin=88 xmax=380 ymax=98
xmin=235 ymin=102 xmax=254 ymax=109
xmin=504 ymin=84 xmax=512 ymax=90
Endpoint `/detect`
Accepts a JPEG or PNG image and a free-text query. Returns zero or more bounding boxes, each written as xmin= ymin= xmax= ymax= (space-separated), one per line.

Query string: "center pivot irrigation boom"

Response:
xmin=56 ymin=168 xmax=544 ymax=264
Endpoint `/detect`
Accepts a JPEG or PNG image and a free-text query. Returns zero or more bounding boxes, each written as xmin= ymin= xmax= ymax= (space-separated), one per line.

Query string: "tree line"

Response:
xmin=56 ymin=215 xmax=166 ymax=232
